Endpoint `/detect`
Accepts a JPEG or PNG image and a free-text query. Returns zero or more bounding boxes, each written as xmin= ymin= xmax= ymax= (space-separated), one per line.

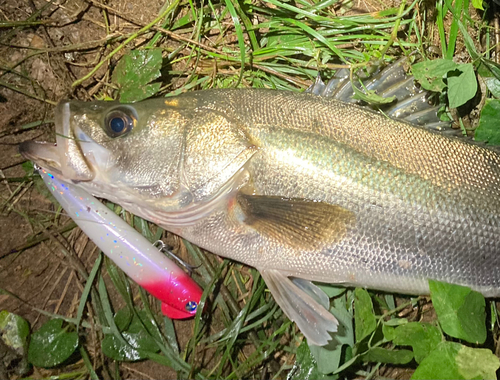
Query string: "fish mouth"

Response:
xmin=19 ymin=101 xmax=95 ymax=181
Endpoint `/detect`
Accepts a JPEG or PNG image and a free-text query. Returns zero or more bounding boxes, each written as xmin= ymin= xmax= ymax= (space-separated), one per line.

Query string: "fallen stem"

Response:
xmin=72 ymin=0 xmax=180 ymax=87
xmin=0 ymin=80 xmax=56 ymax=105
xmin=380 ymin=0 xmax=407 ymax=59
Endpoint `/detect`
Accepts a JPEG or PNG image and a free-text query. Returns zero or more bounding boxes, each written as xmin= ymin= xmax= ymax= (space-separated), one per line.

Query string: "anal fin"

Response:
xmin=292 ymin=277 xmax=330 ymax=310
xmin=261 ymin=269 xmax=338 ymax=346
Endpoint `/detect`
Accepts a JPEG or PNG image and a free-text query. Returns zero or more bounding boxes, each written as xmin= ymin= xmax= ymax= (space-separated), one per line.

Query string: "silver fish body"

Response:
xmin=164 ymin=89 xmax=500 ymax=295
xmin=20 ymin=76 xmax=500 ymax=345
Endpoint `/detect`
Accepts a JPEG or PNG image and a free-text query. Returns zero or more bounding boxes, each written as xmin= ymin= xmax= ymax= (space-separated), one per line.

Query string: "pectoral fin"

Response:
xmin=261 ymin=269 xmax=338 ymax=346
xmin=237 ymin=193 xmax=355 ymax=250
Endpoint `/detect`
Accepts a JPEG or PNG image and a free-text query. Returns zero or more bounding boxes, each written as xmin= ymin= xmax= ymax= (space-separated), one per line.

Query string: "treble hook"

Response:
xmin=154 ymin=240 xmax=199 ymax=276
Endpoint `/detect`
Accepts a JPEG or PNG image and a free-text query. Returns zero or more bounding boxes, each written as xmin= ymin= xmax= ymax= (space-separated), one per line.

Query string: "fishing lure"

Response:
xmin=39 ymin=167 xmax=202 ymax=319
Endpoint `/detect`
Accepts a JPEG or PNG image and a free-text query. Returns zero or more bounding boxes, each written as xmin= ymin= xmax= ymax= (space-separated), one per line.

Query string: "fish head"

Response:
xmin=20 ymin=94 xmax=257 ymax=221
xmin=20 ymin=98 xmax=194 ymax=211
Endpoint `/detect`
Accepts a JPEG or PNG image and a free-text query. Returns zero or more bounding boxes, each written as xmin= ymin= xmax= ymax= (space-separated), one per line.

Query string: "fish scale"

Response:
xmin=173 ymin=89 xmax=500 ymax=292
xmin=19 ymin=64 xmax=500 ymax=345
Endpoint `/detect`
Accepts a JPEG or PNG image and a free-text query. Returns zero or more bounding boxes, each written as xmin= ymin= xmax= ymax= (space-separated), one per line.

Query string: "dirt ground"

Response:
xmin=0 ymin=1 xmax=191 ymax=378
xmin=0 ymin=0 xmax=492 ymax=379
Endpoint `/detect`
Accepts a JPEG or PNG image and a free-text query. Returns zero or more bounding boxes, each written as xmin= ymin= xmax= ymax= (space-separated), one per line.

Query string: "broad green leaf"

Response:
xmin=28 ymin=319 xmax=79 ymax=368
xmin=0 ymin=311 xmax=30 ymax=375
xmin=316 ymin=284 xmax=346 ymax=298
xmin=382 ymin=324 xmax=397 ymax=341
xmin=0 ymin=310 xmax=30 ymax=354
xmin=112 ymin=49 xmax=163 ymax=102
xmin=391 ymin=322 xmax=442 ymax=363
xmin=455 ymin=345 xmax=500 ymax=380
xmin=413 ymin=60 xmax=476 ymax=108
xmin=354 ymin=288 xmax=376 ymax=343
xmin=475 ymin=99 xmax=500 ymax=146
xmin=478 ymin=61 xmax=494 ymax=79
xmin=412 ymin=342 xmax=499 ymax=380
xmin=479 ymin=58 xmax=500 ymax=81
xmin=383 ymin=318 xmax=408 ymax=327
xmin=309 ymin=296 xmax=354 ymax=374
xmin=289 ymin=340 xmax=339 ymax=380
xmin=412 ymin=59 xmax=460 ymax=92
xmin=383 ymin=294 xmax=396 ymax=311
xmin=472 ymin=0 xmax=484 ymax=10
xmin=447 ymin=63 xmax=477 ymax=108
xmin=484 ymin=78 xmax=500 ymax=98
xmin=361 ymin=347 xmax=413 ymax=365
xmin=102 ymin=309 xmax=159 ymax=361
xmin=429 ymin=280 xmax=486 ymax=344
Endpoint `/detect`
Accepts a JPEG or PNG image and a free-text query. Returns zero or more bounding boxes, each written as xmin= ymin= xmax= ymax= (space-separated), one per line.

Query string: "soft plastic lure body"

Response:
xmin=39 ymin=167 xmax=202 ymax=319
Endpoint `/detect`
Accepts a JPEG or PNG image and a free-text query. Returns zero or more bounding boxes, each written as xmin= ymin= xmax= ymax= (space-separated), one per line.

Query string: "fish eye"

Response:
xmin=104 ymin=108 xmax=136 ymax=138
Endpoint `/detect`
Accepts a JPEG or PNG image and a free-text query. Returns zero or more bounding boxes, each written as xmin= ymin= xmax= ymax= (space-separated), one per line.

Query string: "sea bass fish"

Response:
xmin=20 ymin=63 xmax=500 ymax=345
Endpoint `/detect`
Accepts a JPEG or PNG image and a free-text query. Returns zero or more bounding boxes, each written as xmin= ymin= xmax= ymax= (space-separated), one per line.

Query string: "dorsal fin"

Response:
xmin=306 ymin=58 xmax=451 ymax=130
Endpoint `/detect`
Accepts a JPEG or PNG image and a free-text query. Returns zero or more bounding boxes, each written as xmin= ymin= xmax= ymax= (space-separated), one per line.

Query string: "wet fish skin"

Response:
xmin=19 ymin=87 xmax=500 ymax=345
xmin=166 ymin=89 xmax=500 ymax=293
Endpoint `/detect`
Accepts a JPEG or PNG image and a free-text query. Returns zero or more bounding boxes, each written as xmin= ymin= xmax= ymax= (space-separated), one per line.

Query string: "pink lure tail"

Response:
xmin=39 ymin=168 xmax=203 ymax=319
xmin=140 ymin=274 xmax=203 ymax=319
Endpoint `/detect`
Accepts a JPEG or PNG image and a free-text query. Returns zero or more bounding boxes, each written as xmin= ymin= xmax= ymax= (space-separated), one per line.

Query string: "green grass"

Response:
xmin=2 ymin=0 xmax=500 ymax=379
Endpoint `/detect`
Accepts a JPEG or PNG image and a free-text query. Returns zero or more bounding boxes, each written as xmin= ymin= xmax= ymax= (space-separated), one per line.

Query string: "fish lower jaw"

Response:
xmin=19 ymin=141 xmax=62 ymax=173
xmin=19 ymin=139 xmax=95 ymax=181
